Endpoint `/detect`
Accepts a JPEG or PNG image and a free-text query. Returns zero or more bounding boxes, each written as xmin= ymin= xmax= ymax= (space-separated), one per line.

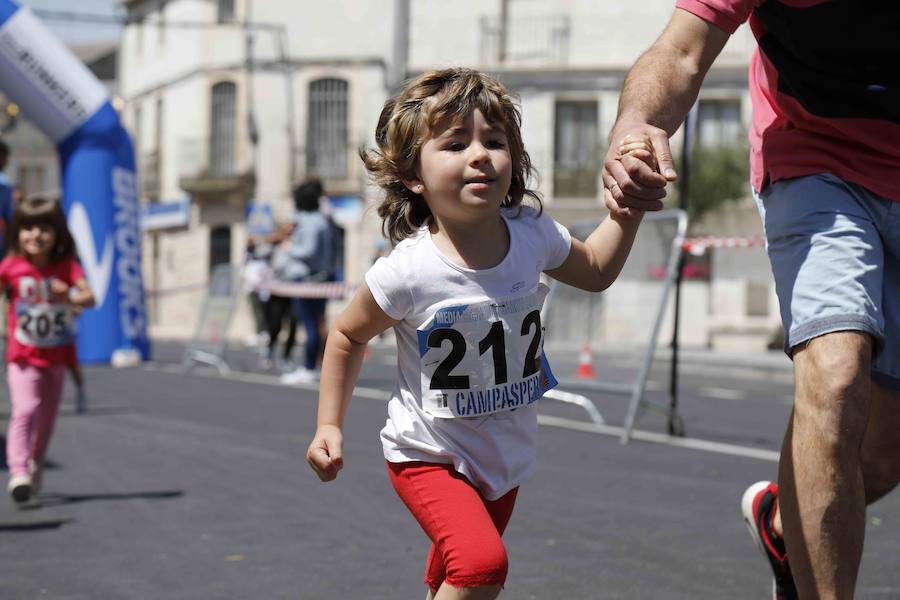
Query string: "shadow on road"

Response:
xmin=0 ymin=406 xmax=141 ymax=422
xmin=0 ymin=518 xmax=72 ymax=532
xmin=55 ymin=406 xmax=143 ymax=418
xmin=36 ymin=490 xmax=184 ymax=507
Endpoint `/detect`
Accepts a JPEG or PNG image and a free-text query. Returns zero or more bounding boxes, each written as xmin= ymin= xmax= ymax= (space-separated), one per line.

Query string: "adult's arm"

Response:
xmin=602 ymin=8 xmax=732 ymax=217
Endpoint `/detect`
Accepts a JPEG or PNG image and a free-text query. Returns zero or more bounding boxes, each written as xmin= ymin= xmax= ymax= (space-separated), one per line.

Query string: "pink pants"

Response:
xmin=387 ymin=461 xmax=518 ymax=593
xmin=5 ymin=362 xmax=66 ymax=476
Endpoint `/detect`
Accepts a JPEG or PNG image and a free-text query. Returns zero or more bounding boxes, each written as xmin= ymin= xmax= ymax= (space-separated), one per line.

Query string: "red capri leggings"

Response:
xmin=387 ymin=461 xmax=518 ymax=592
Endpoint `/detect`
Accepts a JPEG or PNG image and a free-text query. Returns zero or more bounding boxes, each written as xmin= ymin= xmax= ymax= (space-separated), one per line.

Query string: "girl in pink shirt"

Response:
xmin=3 ymin=198 xmax=94 ymax=506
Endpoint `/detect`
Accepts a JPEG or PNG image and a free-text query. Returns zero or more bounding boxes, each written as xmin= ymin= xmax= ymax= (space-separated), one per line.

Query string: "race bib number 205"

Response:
xmin=15 ymin=302 xmax=76 ymax=348
xmin=417 ymin=284 xmax=557 ymax=418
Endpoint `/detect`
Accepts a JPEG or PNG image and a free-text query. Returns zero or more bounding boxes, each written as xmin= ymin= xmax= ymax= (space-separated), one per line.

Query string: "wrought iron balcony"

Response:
xmin=480 ymin=13 xmax=571 ymax=65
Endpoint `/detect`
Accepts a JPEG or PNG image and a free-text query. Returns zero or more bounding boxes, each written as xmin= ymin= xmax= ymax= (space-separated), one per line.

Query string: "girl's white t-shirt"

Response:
xmin=365 ymin=206 xmax=572 ymax=500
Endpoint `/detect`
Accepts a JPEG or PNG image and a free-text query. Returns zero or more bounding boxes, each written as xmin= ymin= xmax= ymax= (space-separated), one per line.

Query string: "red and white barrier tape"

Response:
xmin=146 ymin=279 xmax=358 ymax=299
xmin=259 ymin=280 xmax=357 ymax=299
xmin=145 ymin=282 xmax=211 ymax=297
xmin=682 ymin=235 xmax=766 ymax=256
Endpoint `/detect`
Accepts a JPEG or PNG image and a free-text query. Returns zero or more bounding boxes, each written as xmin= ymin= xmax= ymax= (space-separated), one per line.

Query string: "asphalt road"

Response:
xmin=2 ymin=343 xmax=899 ymax=599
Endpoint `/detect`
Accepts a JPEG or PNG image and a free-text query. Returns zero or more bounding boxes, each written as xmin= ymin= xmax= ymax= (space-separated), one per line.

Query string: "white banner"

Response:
xmin=0 ymin=8 xmax=108 ymax=142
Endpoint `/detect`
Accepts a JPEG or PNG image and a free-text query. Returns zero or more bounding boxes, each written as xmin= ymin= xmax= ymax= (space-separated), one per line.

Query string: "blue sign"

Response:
xmin=141 ymin=198 xmax=191 ymax=231
xmin=326 ymin=195 xmax=363 ymax=227
xmin=246 ymin=201 xmax=275 ymax=236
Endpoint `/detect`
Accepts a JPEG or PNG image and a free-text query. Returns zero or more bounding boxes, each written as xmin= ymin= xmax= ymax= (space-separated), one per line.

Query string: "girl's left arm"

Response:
xmin=69 ymin=277 xmax=95 ymax=308
xmin=545 ymin=212 xmax=644 ymax=292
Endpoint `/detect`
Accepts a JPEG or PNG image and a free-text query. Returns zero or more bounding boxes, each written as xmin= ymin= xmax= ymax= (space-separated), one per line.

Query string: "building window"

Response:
xmin=553 ymin=100 xmax=598 ymax=198
xmin=217 ymin=0 xmax=235 ymax=24
xmin=209 ymin=82 xmax=236 ymax=177
xmin=698 ymin=100 xmax=742 ymax=148
xmin=209 ymin=225 xmax=231 ymax=274
xmin=306 ymin=78 xmax=348 ymax=179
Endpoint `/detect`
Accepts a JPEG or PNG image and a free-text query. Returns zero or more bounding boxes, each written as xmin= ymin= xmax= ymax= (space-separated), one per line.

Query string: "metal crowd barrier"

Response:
xmin=541 ymin=209 xmax=689 ymax=443
xmin=182 ymin=264 xmax=241 ymax=374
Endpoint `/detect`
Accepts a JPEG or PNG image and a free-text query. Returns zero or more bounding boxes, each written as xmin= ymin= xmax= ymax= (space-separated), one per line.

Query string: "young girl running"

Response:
xmin=3 ymin=197 xmax=94 ymax=505
xmin=307 ymin=68 xmax=653 ymax=599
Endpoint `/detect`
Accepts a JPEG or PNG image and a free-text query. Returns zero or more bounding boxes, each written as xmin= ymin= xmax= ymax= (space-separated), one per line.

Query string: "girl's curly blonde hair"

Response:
xmin=360 ymin=68 xmax=541 ymax=244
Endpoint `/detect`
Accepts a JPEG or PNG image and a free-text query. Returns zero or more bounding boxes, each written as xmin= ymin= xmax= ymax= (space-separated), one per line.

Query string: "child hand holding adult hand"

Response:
xmin=618 ymin=134 xmax=659 ymax=173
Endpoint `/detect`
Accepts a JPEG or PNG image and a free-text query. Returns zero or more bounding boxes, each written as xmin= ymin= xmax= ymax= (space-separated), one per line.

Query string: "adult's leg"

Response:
xmin=295 ymin=298 xmax=323 ymax=371
xmin=771 ymin=383 xmax=899 ymax=595
xmin=316 ymin=299 xmax=329 ymax=368
xmin=264 ymin=296 xmax=288 ymax=360
xmin=862 ymin=211 xmax=900 ymax=504
xmin=779 ymin=331 xmax=872 ymax=600
xmin=754 ymin=174 xmax=892 ymax=599
xmin=249 ymin=291 xmax=267 ymax=335
xmin=860 ymin=382 xmax=900 ymax=504
xmin=282 ymin=301 xmax=298 ymax=362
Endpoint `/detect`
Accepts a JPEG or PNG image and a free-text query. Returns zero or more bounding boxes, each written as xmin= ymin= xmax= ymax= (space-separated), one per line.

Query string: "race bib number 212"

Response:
xmin=417 ymin=284 xmax=557 ymax=418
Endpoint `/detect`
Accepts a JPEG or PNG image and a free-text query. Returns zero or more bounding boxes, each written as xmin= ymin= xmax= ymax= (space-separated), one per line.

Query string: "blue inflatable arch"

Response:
xmin=0 ymin=1 xmax=148 ymax=363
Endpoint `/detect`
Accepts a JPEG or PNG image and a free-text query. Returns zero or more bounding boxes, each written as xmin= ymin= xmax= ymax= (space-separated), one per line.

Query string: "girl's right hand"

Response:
xmin=307 ymin=424 xmax=344 ymax=482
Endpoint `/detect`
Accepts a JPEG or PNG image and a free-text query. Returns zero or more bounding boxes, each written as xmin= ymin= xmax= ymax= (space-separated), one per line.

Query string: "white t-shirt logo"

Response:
xmin=417 ymin=284 xmax=557 ymax=418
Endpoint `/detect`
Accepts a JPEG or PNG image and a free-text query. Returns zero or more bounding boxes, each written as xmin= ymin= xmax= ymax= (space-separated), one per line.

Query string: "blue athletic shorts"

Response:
xmin=754 ymin=173 xmax=900 ymax=391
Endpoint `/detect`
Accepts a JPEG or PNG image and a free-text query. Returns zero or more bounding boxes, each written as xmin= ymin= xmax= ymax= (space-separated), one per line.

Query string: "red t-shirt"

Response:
xmin=676 ymin=0 xmax=900 ymax=201
xmin=0 ymin=256 xmax=86 ymax=368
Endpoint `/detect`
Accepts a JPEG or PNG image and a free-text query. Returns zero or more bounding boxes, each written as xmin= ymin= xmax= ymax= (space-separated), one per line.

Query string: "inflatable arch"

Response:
xmin=0 ymin=1 xmax=148 ymax=363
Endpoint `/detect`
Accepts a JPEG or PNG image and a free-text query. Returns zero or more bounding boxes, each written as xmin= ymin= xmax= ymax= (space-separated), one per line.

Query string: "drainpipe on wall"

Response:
xmin=244 ymin=0 xmax=259 ymax=194
xmin=244 ymin=0 xmax=296 ymax=193
xmin=389 ymin=0 xmax=410 ymax=91
xmin=498 ymin=0 xmax=509 ymax=64
xmin=275 ymin=28 xmax=297 ymax=188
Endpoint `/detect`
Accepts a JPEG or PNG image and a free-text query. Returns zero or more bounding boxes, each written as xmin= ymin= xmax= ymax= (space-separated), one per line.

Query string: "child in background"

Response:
xmin=9 ymin=189 xmax=89 ymax=414
xmin=3 ymin=198 xmax=94 ymax=505
xmin=68 ymin=356 xmax=87 ymax=414
xmin=306 ymin=68 xmax=655 ymax=599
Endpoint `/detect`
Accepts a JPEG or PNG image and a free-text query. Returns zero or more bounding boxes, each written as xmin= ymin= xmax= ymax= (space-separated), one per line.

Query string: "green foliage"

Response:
xmin=667 ymin=145 xmax=750 ymax=220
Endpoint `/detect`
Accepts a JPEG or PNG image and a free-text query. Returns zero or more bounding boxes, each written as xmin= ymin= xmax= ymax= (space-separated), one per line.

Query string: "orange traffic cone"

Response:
xmin=576 ymin=342 xmax=598 ymax=379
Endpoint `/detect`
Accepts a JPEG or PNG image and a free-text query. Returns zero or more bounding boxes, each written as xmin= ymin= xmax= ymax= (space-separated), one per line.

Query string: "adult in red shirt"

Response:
xmin=602 ymin=2 xmax=900 ymax=599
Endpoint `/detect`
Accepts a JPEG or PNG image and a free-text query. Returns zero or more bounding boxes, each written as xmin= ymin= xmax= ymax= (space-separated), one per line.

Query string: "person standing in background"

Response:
xmin=0 ymin=141 xmax=17 ymax=257
xmin=279 ymin=179 xmax=334 ymax=385
xmin=242 ymin=239 xmax=271 ymax=349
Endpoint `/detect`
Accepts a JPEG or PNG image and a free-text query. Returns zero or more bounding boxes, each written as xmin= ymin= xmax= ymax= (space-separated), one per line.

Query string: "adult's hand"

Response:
xmin=602 ymin=122 xmax=678 ymax=219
